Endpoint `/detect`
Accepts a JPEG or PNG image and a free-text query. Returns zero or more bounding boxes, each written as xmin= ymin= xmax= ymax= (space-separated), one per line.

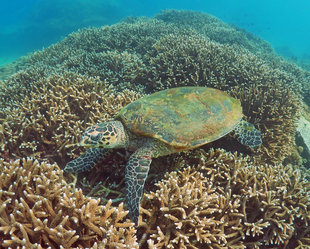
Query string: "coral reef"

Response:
xmin=0 ymin=9 xmax=310 ymax=249
xmin=146 ymin=33 xmax=298 ymax=91
xmin=0 ymin=72 xmax=141 ymax=163
xmin=1 ymin=152 xmax=308 ymax=248
xmin=234 ymin=82 xmax=300 ymax=165
xmin=1 ymin=10 xmax=309 ymax=99
xmin=61 ymin=50 xmax=148 ymax=92
xmin=0 ymin=158 xmax=137 ymax=248
xmin=155 ymin=9 xmax=310 ymax=99
xmin=139 ymin=167 xmax=229 ymax=248
xmin=0 ymin=57 xmax=29 ymax=81
xmin=1 ymin=24 xmax=301 ymax=166
xmin=155 ymin=9 xmax=274 ymax=56
xmin=139 ymin=149 xmax=310 ymax=248
xmin=0 ymin=64 xmax=55 ymax=108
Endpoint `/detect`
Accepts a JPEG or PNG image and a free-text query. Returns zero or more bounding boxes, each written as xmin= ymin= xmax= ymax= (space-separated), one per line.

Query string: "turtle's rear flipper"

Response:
xmin=233 ymin=120 xmax=262 ymax=148
xmin=64 ymin=148 xmax=110 ymax=173
xmin=125 ymin=148 xmax=152 ymax=225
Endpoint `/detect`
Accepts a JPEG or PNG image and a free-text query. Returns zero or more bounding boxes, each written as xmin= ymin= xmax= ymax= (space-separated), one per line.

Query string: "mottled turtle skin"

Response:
xmin=65 ymin=86 xmax=262 ymax=225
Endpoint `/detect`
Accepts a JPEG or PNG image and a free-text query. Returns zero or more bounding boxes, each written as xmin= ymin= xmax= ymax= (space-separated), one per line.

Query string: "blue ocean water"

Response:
xmin=0 ymin=0 xmax=309 ymax=65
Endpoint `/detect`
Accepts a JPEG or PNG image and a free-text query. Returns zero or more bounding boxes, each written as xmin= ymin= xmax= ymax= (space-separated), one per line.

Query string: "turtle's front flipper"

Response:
xmin=64 ymin=148 xmax=110 ymax=173
xmin=233 ymin=120 xmax=262 ymax=148
xmin=125 ymin=148 xmax=152 ymax=225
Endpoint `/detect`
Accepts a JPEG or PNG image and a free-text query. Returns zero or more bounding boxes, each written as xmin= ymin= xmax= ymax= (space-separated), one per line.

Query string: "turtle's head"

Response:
xmin=79 ymin=121 xmax=128 ymax=149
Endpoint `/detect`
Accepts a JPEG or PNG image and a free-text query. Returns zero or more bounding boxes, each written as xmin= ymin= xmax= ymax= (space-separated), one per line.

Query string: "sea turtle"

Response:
xmin=64 ymin=86 xmax=262 ymax=225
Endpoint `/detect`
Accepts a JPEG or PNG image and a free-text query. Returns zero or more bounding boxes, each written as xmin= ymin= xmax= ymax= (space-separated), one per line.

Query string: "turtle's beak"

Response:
xmin=78 ymin=136 xmax=91 ymax=147
xmin=78 ymin=139 xmax=86 ymax=146
xmin=78 ymin=131 xmax=103 ymax=147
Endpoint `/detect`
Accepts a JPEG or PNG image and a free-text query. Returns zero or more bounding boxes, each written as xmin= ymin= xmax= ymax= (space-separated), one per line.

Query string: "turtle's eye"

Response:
xmin=90 ymin=133 xmax=102 ymax=142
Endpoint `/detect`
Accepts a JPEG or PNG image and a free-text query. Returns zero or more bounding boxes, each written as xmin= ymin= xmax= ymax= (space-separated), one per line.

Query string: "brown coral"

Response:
xmin=0 ymin=158 xmax=137 ymax=248
xmin=0 ymin=72 xmax=141 ymax=163
xmin=139 ymin=149 xmax=310 ymax=248
xmin=155 ymin=9 xmax=310 ymax=98
xmin=138 ymin=167 xmax=234 ymax=248
xmin=61 ymin=50 xmax=149 ymax=92
xmin=233 ymin=82 xmax=300 ymax=165
xmin=155 ymin=9 xmax=274 ymax=56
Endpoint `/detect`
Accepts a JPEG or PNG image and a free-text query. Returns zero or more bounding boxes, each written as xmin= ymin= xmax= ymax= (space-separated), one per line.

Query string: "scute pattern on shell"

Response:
xmin=117 ymin=86 xmax=243 ymax=148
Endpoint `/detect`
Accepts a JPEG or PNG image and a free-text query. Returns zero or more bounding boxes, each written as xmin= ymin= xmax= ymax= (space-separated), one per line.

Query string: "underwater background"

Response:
xmin=1 ymin=1 xmax=310 ymax=248
xmin=1 ymin=0 xmax=310 ymax=66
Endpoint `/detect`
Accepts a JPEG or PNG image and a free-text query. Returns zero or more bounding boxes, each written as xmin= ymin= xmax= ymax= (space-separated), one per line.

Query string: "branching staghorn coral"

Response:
xmin=197 ymin=149 xmax=310 ymax=248
xmin=146 ymin=33 xmax=300 ymax=93
xmin=155 ymin=9 xmax=274 ymax=56
xmin=139 ymin=149 xmax=310 ymax=248
xmin=0 ymin=72 xmax=142 ymax=163
xmin=0 ymin=158 xmax=138 ymax=248
xmin=233 ymin=82 xmax=300 ymax=165
xmin=61 ymin=50 xmax=149 ymax=92
xmin=138 ymin=167 xmax=235 ymax=248
xmin=0 ymin=159 xmax=138 ymax=248
xmin=155 ymin=9 xmax=310 ymax=98
xmin=0 ymin=64 xmax=55 ymax=108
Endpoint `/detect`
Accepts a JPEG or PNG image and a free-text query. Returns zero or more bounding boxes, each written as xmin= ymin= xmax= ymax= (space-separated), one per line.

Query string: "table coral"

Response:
xmin=0 ymin=158 xmax=138 ymax=248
